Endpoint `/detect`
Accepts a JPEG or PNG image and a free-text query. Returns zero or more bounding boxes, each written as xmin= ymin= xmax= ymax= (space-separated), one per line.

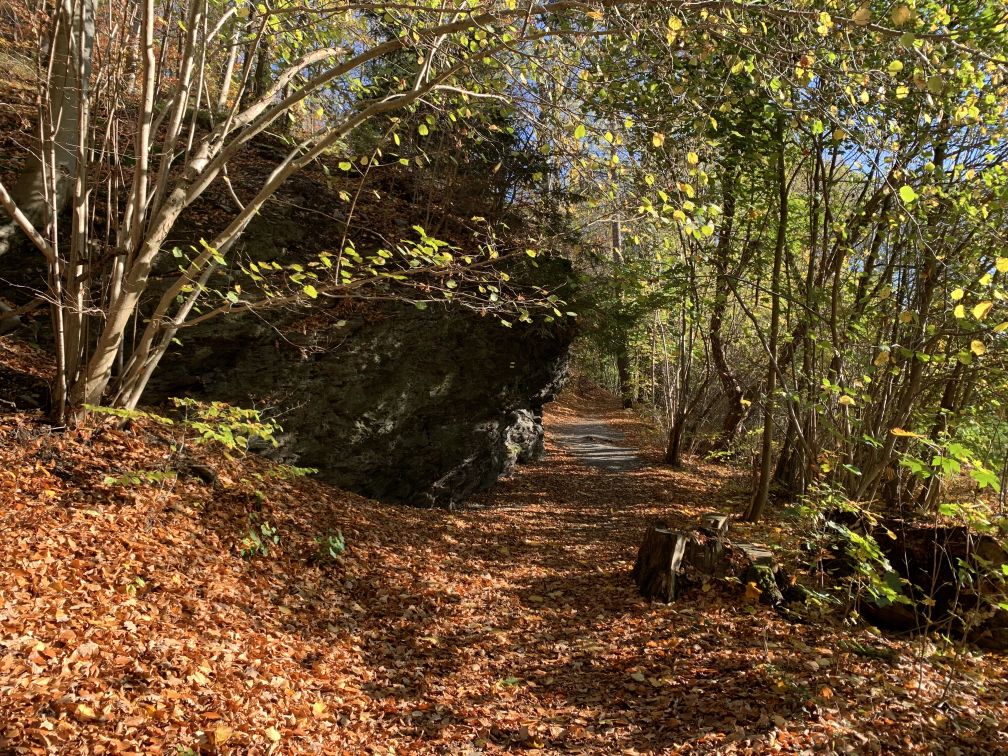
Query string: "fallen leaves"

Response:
xmin=0 ymin=372 xmax=1006 ymax=754
xmin=74 ymin=704 xmax=99 ymax=723
xmin=744 ymin=581 xmax=764 ymax=603
xmin=213 ymin=724 xmax=234 ymax=747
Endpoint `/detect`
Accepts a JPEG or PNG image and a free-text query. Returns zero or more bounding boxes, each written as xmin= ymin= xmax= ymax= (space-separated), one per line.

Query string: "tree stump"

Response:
xmin=687 ymin=514 xmax=731 ymax=575
xmin=701 ymin=514 xmax=729 ymax=536
xmin=737 ymin=543 xmax=774 ymax=567
xmin=632 ymin=516 xmax=810 ymax=614
xmin=632 ymin=524 xmax=688 ymax=602
xmin=737 ymin=543 xmax=789 ymax=605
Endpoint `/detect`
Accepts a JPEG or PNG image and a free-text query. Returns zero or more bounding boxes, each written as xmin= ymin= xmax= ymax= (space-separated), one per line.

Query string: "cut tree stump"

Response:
xmin=737 ymin=543 xmax=786 ymax=605
xmin=737 ymin=543 xmax=775 ymax=567
xmin=632 ymin=515 xmax=810 ymax=614
xmin=688 ymin=514 xmax=731 ymax=574
xmin=632 ymin=524 xmax=688 ymax=602
xmin=701 ymin=514 xmax=730 ymax=536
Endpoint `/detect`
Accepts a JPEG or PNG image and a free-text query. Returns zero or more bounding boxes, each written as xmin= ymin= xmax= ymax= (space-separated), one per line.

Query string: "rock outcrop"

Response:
xmin=148 ymin=301 xmax=572 ymax=506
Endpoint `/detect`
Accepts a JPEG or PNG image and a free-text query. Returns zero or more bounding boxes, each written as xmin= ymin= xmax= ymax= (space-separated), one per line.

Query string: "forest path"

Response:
xmin=4 ymin=381 xmax=1004 ymax=754
xmin=550 ymin=415 xmax=644 ymax=472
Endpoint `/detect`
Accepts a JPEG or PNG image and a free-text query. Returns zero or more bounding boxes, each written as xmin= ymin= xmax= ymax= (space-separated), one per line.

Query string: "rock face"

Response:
xmin=0 ymin=133 xmax=575 ymax=505
xmin=149 ymin=302 xmax=572 ymax=506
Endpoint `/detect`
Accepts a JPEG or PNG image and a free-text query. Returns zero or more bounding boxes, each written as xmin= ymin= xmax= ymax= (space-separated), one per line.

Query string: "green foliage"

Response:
xmin=799 ymin=485 xmax=911 ymax=611
xmin=314 ymin=531 xmax=346 ymax=562
xmin=86 ymin=399 xmax=283 ymax=453
xmin=103 ymin=469 xmax=177 ymax=487
xmin=84 ymin=404 xmax=174 ymax=426
xmin=239 ymin=518 xmax=281 ymax=559
xmin=228 ymin=223 xmax=569 ymax=327
xmin=827 ymin=521 xmax=912 ymax=609
xmin=170 ymin=398 xmax=281 ymax=451
xmin=266 ymin=464 xmax=319 ymax=480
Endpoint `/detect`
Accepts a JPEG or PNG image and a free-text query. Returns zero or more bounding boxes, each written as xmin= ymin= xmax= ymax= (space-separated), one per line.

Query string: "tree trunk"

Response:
xmin=709 ymin=168 xmax=745 ymax=449
xmin=772 ymin=415 xmax=801 ymax=493
xmin=612 ymin=218 xmax=634 ymax=408
xmin=745 ymin=114 xmax=788 ymax=522
xmin=0 ymin=0 xmax=96 ymax=256
xmin=616 ymin=350 xmax=633 ymax=409
xmin=664 ymin=300 xmax=693 ymax=467
xmin=252 ymin=29 xmax=271 ymax=99
xmin=664 ymin=415 xmax=686 ymax=467
xmin=216 ymin=11 xmax=241 ymax=111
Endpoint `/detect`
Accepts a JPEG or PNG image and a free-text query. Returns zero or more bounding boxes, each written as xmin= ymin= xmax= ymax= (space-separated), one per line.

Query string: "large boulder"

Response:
xmin=148 ymin=301 xmax=572 ymax=506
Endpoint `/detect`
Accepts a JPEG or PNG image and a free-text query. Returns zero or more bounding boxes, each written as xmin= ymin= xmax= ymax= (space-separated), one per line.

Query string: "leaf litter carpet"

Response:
xmin=1 ymin=380 xmax=1006 ymax=754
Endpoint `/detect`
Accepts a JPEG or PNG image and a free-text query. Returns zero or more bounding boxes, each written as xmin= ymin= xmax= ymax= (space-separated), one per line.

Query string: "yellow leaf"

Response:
xmin=898 ymin=310 xmax=914 ymax=323
xmin=994 ymin=322 xmax=1008 ymax=333
xmin=951 ymin=288 xmax=965 ymax=301
xmin=873 ymin=351 xmax=890 ymax=367
xmin=891 ymin=427 xmax=924 ymax=438
xmin=891 ymin=4 xmax=912 ymax=25
xmin=687 ymin=151 xmax=699 ymax=165
xmin=745 ymin=582 xmax=763 ymax=602
xmin=954 ymin=304 xmax=966 ymax=319
xmin=970 ymin=340 xmax=986 ymax=356
xmin=838 ymin=395 xmax=856 ymax=407
xmin=997 ymin=257 xmax=1008 ymax=273
xmin=652 ymin=132 xmax=665 ymax=148
xmin=973 ymin=301 xmax=993 ymax=320
xmin=214 ymin=726 xmax=233 ymax=746
xmin=312 ymin=702 xmax=327 ymax=717
xmin=853 ymin=6 xmax=872 ymax=25
xmin=265 ymin=727 xmax=282 ymax=742
xmin=75 ymin=704 xmax=98 ymax=721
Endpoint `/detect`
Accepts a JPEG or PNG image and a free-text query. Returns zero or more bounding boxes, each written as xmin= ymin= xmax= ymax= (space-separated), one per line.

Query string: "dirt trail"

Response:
xmin=551 ymin=416 xmax=644 ymax=472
